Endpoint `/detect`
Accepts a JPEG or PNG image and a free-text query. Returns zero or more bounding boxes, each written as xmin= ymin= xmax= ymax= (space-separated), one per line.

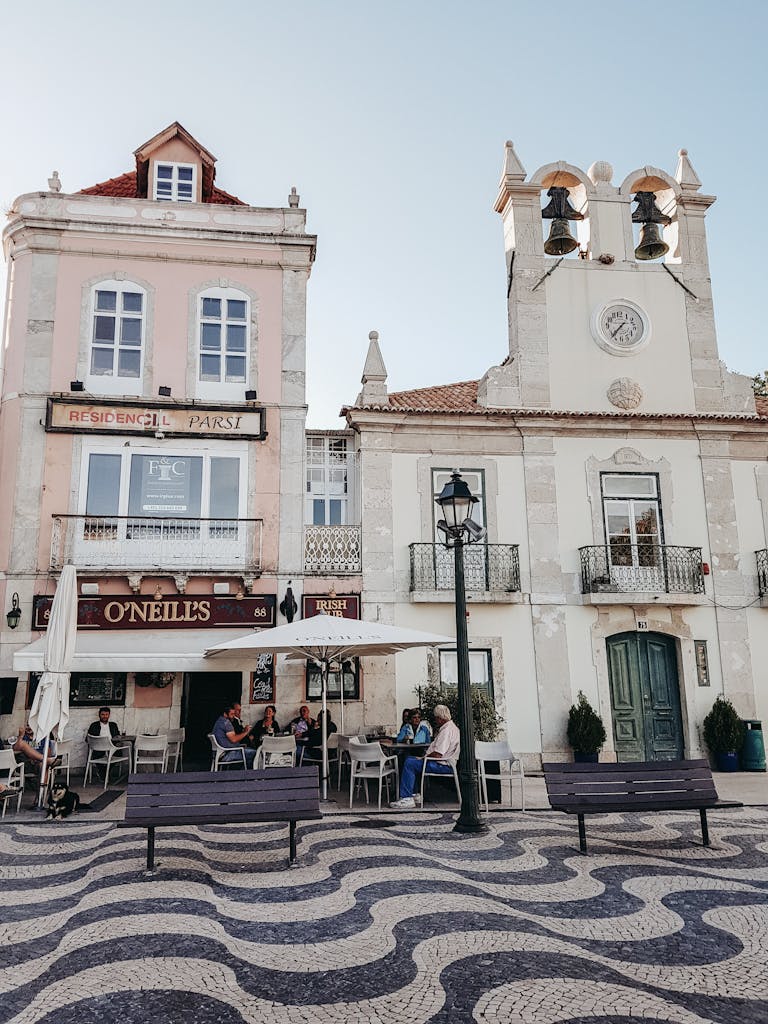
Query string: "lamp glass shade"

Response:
xmin=435 ymin=472 xmax=477 ymax=530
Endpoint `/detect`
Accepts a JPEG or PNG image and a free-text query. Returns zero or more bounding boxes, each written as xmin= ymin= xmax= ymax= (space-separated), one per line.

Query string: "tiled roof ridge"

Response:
xmin=346 ymin=401 xmax=768 ymax=422
xmin=77 ymin=170 xmax=246 ymax=205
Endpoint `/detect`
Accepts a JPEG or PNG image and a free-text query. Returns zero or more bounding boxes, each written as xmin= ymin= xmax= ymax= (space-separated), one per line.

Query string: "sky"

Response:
xmin=1 ymin=1 xmax=766 ymax=427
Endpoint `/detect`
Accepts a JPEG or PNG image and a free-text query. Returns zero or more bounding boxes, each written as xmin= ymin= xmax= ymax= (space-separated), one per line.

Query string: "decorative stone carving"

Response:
xmin=47 ymin=171 xmax=62 ymax=193
xmin=588 ymin=160 xmax=613 ymax=185
xmin=173 ymin=574 xmax=188 ymax=594
xmin=607 ymin=377 xmax=643 ymax=409
xmin=613 ymin=447 xmax=645 ymax=465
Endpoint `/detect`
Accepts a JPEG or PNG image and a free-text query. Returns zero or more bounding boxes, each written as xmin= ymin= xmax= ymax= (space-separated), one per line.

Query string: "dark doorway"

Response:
xmin=182 ymin=672 xmax=243 ymax=767
xmin=607 ymin=632 xmax=684 ymax=761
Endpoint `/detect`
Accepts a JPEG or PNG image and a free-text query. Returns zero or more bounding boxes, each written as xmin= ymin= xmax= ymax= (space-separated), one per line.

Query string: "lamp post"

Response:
xmin=435 ymin=470 xmax=488 ymax=834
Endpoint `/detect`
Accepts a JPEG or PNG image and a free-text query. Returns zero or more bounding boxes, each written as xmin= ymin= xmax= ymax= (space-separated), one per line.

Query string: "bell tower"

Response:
xmin=477 ymin=142 xmax=755 ymax=416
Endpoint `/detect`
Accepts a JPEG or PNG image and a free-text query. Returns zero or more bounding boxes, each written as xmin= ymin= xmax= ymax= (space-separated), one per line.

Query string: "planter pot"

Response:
xmin=573 ymin=751 xmax=599 ymax=764
xmin=715 ymin=751 xmax=740 ymax=772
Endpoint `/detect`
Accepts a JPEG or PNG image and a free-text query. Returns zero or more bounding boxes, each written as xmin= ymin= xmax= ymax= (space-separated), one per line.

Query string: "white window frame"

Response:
xmin=85 ymin=280 xmax=146 ymax=397
xmin=305 ymin=436 xmax=350 ymax=526
xmin=78 ymin=438 xmax=248 ymax=521
xmin=439 ymin=648 xmax=494 ymax=699
xmin=195 ymin=287 xmax=250 ymax=401
xmin=153 ymin=161 xmax=197 ymax=202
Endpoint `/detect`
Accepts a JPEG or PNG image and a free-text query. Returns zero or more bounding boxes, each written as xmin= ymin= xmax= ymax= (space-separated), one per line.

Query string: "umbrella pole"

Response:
xmin=321 ymin=661 xmax=328 ymax=801
xmin=37 ymin=737 xmax=50 ymax=810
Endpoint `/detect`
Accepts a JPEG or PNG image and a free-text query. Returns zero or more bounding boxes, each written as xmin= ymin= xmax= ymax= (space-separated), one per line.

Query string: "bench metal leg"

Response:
xmin=700 ymin=808 xmax=710 ymax=847
xmin=577 ymin=813 xmax=587 ymax=855
xmin=289 ymin=821 xmax=297 ymax=865
xmin=147 ymin=826 xmax=156 ymax=871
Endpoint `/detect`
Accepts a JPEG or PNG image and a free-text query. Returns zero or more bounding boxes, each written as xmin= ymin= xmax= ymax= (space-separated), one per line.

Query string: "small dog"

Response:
xmin=46 ymin=783 xmax=80 ymax=820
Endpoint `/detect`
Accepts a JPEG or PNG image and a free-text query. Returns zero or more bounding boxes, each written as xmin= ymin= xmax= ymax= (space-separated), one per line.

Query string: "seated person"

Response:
xmin=13 ymin=724 xmax=58 ymax=779
xmin=250 ymin=705 xmax=281 ymax=746
xmin=87 ymin=707 xmax=121 ymax=740
xmin=230 ymin=702 xmax=247 ymax=734
xmin=390 ymin=704 xmax=459 ymax=809
xmin=395 ymin=708 xmax=432 ymax=744
xmin=289 ymin=705 xmax=315 ymax=743
xmin=305 ymin=710 xmax=338 ymax=763
xmin=212 ymin=704 xmax=257 ymax=766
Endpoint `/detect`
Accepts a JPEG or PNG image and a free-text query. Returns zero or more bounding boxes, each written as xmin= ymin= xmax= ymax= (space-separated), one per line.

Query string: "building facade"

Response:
xmin=0 ymin=123 xmax=365 ymax=763
xmin=345 ymin=146 xmax=768 ymax=766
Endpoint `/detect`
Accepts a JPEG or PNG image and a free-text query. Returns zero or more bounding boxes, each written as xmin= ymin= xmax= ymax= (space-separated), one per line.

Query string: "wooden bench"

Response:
xmin=119 ymin=765 xmax=321 ymax=871
xmin=543 ymin=759 xmax=741 ymax=854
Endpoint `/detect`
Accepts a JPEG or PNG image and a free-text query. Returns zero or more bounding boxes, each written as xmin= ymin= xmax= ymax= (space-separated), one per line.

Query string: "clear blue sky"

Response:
xmin=2 ymin=1 xmax=765 ymax=426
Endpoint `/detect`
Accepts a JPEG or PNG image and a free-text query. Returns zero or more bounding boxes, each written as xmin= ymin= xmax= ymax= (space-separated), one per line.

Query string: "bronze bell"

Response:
xmin=634 ymin=221 xmax=669 ymax=261
xmin=544 ymin=218 xmax=580 ymax=256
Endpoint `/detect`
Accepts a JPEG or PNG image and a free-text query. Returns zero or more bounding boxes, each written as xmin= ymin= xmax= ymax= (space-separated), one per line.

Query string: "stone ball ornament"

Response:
xmin=607 ymin=378 xmax=644 ymax=410
xmin=588 ymin=160 xmax=613 ymax=185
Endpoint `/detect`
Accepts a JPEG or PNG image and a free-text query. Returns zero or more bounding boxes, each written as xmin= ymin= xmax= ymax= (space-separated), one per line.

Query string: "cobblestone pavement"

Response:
xmin=2 ymin=808 xmax=768 ymax=1023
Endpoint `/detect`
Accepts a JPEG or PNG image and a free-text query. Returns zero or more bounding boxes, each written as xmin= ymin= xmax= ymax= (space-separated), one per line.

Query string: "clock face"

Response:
xmin=592 ymin=301 xmax=650 ymax=355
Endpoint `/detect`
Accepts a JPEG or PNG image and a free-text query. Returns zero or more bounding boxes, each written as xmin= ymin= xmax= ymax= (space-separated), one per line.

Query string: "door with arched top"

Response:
xmin=606 ymin=632 xmax=684 ymax=761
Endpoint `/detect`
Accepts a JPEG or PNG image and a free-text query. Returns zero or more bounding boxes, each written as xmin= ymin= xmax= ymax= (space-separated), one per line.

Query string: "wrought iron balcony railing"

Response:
xmin=50 ymin=514 xmax=263 ymax=572
xmin=757 ymin=549 xmax=768 ymax=597
xmin=579 ymin=544 xmax=704 ymax=594
xmin=304 ymin=525 xmax=362 ymax=575
xmin=409 ymin=543 xmax=521 ymax=593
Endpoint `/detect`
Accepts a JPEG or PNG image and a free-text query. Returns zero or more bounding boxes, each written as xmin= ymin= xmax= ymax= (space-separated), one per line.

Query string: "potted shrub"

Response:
xmin=567 ymin=691 xmax=607 ymax=763
xmin=702 ymin=695 xmax=745 ymax=772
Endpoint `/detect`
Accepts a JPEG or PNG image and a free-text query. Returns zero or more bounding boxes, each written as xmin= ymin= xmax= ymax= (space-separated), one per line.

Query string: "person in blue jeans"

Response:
xmin=212 ymin=704 xmax=257 ymax=767
xmin=391 ymin=705 xmax=459 ymax=809
xmin=395 ymin=708 xmax=433 ymax=745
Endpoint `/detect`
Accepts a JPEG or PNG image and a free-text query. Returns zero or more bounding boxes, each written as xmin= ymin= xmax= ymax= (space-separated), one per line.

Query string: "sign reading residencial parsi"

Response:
xmin=46 ymin=398 xmax=267 ymax=440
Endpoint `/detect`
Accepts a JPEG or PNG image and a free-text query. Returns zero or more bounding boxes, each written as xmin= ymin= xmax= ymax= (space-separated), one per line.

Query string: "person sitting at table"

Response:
xmin=395 ymin=708 xmax=432 ymax=745
xmin=87 ymin=707 xmax=121 ymax=739
xmin=250 ymin=705 xmax=281 ymax=746
xmin=212 ymin=704 xmax=257 ymax=767
xmin=304 ymin=710 xmax=337 ymax=762
xmin=13 ymin=724 xmax=59 ymax=780
xmin=390 ymin=704 xmax=459 ymax=809
xmin=289 ymin=705 xmax=315 ymax=740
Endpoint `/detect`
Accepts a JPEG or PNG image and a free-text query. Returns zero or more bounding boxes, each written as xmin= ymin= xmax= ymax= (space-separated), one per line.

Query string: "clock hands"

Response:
xmin=610 ymin=319 xmax=632 ymax=340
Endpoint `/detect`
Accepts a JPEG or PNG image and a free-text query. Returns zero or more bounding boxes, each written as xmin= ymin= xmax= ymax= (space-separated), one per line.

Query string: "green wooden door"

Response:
xmin=606 ymin=632 xmax=684 ymax=761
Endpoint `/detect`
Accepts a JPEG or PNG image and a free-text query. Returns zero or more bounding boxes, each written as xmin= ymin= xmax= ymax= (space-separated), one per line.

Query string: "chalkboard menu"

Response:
xmin=250 ymin=654 xmax=275 ymax=703
xmin=69 ymin=673 xmax=127 ymax=707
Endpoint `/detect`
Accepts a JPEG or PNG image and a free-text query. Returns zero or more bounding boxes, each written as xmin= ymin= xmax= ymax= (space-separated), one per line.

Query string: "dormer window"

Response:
xmin=154 ymin=162 xmax=196 ymax=202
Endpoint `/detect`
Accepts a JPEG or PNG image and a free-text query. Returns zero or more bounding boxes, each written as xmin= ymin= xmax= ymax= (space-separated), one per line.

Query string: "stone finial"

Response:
xmin=500 ymin=140 xmax=526 ymax=181
xmin=674 ymin=148 xmax=702 ymax=191
xmin=288 ymin=186 xmax=300 ymax=207
xmin=47 ymin=171 xmax=61 ymax=193
xmin=587 ymin=160 xmax=613 ymax=185
xmin=359 ymin=330 xmax=388 ymax=405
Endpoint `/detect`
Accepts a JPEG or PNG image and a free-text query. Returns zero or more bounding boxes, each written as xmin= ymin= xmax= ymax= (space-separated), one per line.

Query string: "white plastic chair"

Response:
xmin=337 ymin=734 xmax=367 ymax=789
xmin=85 ymin=734 xmax=132 ymax=790
xmin=420 ymin=756 xmax=461 ymax=808
xmin=302 ymin=733 xmax=339 ymax=778
xmin=165 ymin=728 xmax=185 ymax=772
xmin=133 ymin=734 xmax=169 ymax=773
xmin=256 ymin=735 xmax=297 ymax=768
xmin=475 ymin=740 xmax=525 ymax=811
xmin=208 ymin=733 xmax=247 ymax=771
xmin=348 ymin=739 xmax=398 ymax=810
xmin=0 ymin=749 xmax=24 ymax=817
xmin=49 ymin=739 xmax=72 ymax=787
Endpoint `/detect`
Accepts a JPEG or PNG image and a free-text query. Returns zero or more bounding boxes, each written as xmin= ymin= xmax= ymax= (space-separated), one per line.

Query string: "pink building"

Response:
xmin=0 ymin=123 xmax=326 ymax=763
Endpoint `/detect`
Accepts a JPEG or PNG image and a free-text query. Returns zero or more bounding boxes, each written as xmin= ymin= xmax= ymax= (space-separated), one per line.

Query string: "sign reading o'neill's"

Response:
xmin=46 ymin=397 xmax=267 ymax=441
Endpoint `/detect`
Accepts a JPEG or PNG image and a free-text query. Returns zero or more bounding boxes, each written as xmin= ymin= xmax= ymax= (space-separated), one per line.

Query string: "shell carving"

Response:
xmin=607 ymin=378 xmax=643 ymax=410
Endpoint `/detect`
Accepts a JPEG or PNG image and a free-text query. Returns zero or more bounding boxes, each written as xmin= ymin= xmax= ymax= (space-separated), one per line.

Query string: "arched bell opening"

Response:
xmin=537 ymin=167 xmax=591 ymax=260
xmin=621 ymin=169 xmax=680 ymax=264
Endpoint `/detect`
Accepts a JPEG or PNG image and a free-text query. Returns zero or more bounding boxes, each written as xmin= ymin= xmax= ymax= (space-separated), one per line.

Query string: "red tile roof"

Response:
xmin=351 ymin=379 xmax=768 ymax=422
xmin=78 ymin=169 xmax=245 ymax=205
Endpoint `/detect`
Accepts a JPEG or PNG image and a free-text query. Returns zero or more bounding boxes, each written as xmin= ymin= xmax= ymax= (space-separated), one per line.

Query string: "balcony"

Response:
xmin=580 ymin=544 xmax=705 ymax=604
xmin=51 ymin=514 xmax=263 ymax=573
xmin=758 ymin=549 xmax=768 ymax=604
xmin=409 ymin=543 xmax=521 ymax=602
xmin=304 ymin=525 xmax=362 ymax=575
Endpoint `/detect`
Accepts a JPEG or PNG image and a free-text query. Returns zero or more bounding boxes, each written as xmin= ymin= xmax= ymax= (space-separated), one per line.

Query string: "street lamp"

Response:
xmin=435 ymin=470 xmax=488 ymax=834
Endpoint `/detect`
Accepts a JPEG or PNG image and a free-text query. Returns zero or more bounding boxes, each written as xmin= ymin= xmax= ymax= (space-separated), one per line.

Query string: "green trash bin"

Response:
xmin=742 ymin=720 xmax=766 ymax=772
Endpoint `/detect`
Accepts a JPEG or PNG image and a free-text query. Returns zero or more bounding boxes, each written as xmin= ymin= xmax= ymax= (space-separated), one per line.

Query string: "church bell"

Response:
xmin=544 ymin=218 xmax=580 ymax=256
xmin=634 ymin=222 xmax=669 ymax=261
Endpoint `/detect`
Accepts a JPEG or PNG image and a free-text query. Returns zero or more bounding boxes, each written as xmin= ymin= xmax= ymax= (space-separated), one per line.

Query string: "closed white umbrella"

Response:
xmin=205 ymin=613 xmax=452 ymax=800
xmin=29 ymin=564 xmax=78 ymax=807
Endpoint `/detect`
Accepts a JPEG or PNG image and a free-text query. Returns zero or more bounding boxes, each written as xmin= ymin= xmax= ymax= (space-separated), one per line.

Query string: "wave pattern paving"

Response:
xmin=2 ymin=808 xmax=768 ymax=1024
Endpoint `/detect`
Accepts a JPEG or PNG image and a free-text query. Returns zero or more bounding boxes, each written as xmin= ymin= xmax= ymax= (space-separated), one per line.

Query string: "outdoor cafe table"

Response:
xmin=379 ymin=740 xmax=430 ymax=775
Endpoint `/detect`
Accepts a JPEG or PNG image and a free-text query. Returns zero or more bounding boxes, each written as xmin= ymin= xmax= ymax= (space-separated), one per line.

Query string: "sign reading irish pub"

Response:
xmin=302 ymin=594 xmax=360 ymax=620
xmin=46 ymin=398 xmax=267 ymax=441
xmin=33 ymin=594 xmax=276 ymax=631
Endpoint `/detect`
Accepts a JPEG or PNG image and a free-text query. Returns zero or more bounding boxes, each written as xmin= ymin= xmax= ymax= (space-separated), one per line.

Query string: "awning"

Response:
xmin=13 ymin=629 xmax=257 ymax=673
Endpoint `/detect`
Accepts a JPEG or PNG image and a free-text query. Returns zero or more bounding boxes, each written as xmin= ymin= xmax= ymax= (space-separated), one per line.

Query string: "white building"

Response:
xmin=344 ymin=146 xmax=768 ymax=765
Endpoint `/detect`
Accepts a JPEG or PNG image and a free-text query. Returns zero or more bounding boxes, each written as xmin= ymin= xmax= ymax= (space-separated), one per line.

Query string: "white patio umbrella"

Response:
xmin=205 ymin=613 xmax=452 ymax=800
xmin=29 ymin=564 xmax=78 ymax=807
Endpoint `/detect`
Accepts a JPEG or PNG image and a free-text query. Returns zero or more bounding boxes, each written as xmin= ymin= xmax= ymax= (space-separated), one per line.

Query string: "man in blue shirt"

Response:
xmin=212 ymin=704 xmax=257 ymax=766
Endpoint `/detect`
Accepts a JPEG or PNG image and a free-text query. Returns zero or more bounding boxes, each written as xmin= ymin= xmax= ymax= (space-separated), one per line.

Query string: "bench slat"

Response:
xmin=126 ymin=790 xmax=317 ymax=811
xmin=125 ymin=777 xmax=315 ymax=800
xmin=124 ymin=799 xmax=323 ymax=823
xmin=546 ymin=778 xmax=717 ymax=797
xmin=542 ymin=759 xmax=710 ymax=773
